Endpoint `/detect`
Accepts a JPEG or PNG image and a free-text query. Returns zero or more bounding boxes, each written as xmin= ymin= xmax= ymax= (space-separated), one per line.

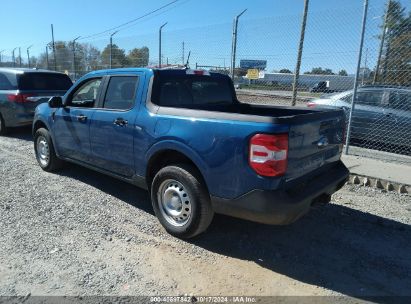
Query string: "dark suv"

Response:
xmin=0 ymin=68 xmax=72 ymax=135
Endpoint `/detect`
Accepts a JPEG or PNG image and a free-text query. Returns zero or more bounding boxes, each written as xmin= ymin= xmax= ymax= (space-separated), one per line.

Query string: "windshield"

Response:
xmin=152 ymin=74 xmax=234 ymax=107
xmin=17 ymin=73 xmax=73 ymax=91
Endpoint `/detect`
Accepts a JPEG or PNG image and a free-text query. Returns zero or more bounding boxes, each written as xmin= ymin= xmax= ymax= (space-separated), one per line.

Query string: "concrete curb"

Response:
xmin=347 ymin=173 xmax=409 ymax=194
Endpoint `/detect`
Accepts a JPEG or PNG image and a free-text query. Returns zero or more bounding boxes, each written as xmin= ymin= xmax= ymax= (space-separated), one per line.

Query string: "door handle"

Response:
xmin=76 ymin=114 xmax=87 ymax=122
xmin=113 ymin=118 xmax=128 ymax=126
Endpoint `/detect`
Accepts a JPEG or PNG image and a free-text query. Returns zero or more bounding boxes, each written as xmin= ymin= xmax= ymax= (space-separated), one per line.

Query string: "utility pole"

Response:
xmin=159 ymin=22 xmax=168 ymax=67
xmin=12 ymin=47 xmax=17 ymax=68
xmin=291 ymin=0 xmax=309 ymax=106
xmin=72 ymin=36 xmax=81 ymax=80
xmin=182 ymin=41 xmax=185 ymax=66
xmin=27 ymin=45 xmax=33 ymax=68
xmin=230 ymin=9 xmax=247 ymax=80
xmin=345 ymin=0 xmax=369 ymax=155
xmin=46 ymin=45 xmax=49 ymax=70
xmin=373 ymin=0 xmax=391 ymax=84
xmin=110 ymin=31 xmax=119 ymax=69
xmin=51 ymin=24 xmax=57 ymax=71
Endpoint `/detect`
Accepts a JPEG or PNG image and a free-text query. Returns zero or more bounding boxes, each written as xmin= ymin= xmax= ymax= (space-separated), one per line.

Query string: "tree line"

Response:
xmin=0 ymin=42 xmax=150 ymax=79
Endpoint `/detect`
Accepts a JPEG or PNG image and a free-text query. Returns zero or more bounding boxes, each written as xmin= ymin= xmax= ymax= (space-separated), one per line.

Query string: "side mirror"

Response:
xmin=48 ymin=96 xmax=63 ymax=108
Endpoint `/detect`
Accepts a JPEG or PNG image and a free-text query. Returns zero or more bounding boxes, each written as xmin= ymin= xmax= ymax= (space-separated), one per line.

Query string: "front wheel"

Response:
xmin=151 ymin=164 xmax=214 ymax=239
xmin=34 ymin=128 xmax=63 ymax=172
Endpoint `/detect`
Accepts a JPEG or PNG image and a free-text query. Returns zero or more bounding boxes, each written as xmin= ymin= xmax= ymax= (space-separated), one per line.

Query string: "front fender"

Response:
xmin=33 ymin=106 xmax=60 ymax=157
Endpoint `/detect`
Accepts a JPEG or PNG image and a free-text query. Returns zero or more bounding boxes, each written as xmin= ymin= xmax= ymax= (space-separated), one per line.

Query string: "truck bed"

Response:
xmin=154 ymin=101 xmax=344 ymax=124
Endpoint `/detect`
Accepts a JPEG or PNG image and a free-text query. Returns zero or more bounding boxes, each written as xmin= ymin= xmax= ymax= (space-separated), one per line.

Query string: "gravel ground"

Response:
xmin=0 ymin=127 xmax=410 ymax=300
xmin=236 ymin=91 xmax=308 ymax=107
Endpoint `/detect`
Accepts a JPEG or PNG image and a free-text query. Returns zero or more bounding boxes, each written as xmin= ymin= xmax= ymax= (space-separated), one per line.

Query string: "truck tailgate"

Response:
xmin=286 ymin=111 xmax=345 ymax=181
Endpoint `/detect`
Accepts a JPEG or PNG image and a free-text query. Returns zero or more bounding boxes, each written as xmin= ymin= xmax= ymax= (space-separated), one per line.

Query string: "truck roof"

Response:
xmin=0 ymin=67 xmax=67 ymax=75
xmin=84 ymin=68 xmax=228 ymax=78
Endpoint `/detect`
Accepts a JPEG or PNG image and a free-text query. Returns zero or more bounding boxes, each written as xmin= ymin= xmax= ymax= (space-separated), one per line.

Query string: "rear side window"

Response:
xmin=0 ymin=72 xmax=17 ymax=90
xmin=152 ymin=75 xmax=234 ymax=107
xmin=103 ymin=76 xmax=139 ymax=110
xmin=355 ymin=91 xmax=383 ymax=106
xmin=388 ymin=92 xmax=411 ymax=111
xmin=17 ymin=73 xmax=72 ymax=90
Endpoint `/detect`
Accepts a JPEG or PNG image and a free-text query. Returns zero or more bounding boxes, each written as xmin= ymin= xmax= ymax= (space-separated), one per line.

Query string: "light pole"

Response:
xmin=230 ymin=9 xmax=247 ymax=80
xmin=110 ymin=30 xmax=119 ymax=69
xmin=12 ymin=47 xmax=18 ymax=67
xmin=72 ymin=36 xmax=81 ymax=80
xmin=159 ymin=22 xmax=168 ymax=67
xmin=27 ymin=45 xmax=33 ymax=68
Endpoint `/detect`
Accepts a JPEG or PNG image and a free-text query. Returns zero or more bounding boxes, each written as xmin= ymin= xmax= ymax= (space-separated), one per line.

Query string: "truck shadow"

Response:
xmin=192 ymin=204 xmax=411 ymax=301
xmin=57 ymin=164 xmax=154 ymax=216
xmin=54 ymin=164 xmax=410 ymax=301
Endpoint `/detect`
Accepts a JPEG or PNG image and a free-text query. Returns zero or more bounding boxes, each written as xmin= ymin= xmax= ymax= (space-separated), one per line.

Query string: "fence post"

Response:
xmin=27 ymin=45 xmax=33 ymax=68
xmin=345 ymin=0 xmax=369 ymax=155
xmin=72 ymin=36 xmax=81 ymax=80
xmin=51 ymin=24 xmax=57 ymax=71
xmin=291 ymin=0 xmax=309 ymax=106
xmin=110 ymin=31 xmax=119 ymax=69
xmin=45 ymin=45 xmax=49 ymax=70
xmin=12 ymin=47 xmax=17 ymax=68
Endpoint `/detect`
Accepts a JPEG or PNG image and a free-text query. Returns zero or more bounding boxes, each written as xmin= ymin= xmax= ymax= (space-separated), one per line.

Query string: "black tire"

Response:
xmin=34 ymin=128 xmax=64 ymax=172
xmin=151 ymin=163 xmax=214 ymax=239
xmin=0 ymin=113 xmax=7 ymax=136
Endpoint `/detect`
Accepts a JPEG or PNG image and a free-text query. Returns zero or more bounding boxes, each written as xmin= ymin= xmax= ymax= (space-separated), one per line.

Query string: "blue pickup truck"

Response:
xmin=33 ymin=68 xmax=349 ymax=238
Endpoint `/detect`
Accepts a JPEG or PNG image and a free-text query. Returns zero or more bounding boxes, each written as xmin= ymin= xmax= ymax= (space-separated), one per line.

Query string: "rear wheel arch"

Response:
xmin=146 ymin=149 xmax=208 ymax=192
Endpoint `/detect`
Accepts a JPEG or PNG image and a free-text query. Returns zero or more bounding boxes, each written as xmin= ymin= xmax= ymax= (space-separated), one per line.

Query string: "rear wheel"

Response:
xmin=151 ymin=164 xmax=214 ymax=239
xmin=34 ymin=128 xmax=63 ymax=172
xmin=0 ymin=113 xmax=7 ymax=135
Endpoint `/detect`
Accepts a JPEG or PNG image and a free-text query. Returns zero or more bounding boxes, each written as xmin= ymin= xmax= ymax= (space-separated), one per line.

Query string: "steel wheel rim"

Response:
xmin=157 ymin=179 xmax=192 ymax=227
xmin=36 ymin=136 xmax=50 ymax=166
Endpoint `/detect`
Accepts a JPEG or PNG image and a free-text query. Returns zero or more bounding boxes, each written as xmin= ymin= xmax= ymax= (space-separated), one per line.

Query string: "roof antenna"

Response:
xmin=184 ymin=51 xmax=191 ymax=69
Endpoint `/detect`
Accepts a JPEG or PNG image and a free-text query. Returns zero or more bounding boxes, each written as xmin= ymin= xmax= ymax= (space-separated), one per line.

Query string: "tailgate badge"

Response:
xmin=317 ymin=137 xmax=329 ymax=148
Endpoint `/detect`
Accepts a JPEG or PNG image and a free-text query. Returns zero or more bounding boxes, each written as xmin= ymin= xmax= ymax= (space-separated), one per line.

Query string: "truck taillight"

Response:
xmin=249 ymin=133 xmax=288 ymax=177
xmin=307 ymin=102 xmax=316 ymax=108
xmin=7 ymin=93 xmax=33 ymax=103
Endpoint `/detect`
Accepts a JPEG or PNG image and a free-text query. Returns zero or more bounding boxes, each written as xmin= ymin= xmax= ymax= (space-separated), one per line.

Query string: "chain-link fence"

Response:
xmin=0 ymin=0 xmax=410 ymax=162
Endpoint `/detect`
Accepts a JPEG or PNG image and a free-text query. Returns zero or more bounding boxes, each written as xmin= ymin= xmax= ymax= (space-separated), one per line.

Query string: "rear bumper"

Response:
xmin=211 ymin=161 xmax=349 ymax=225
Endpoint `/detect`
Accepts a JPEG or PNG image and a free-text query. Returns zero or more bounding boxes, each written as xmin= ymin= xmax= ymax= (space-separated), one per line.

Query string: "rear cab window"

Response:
xmin=152 ymin=71 xmax=235 ymax=108
xmin=103 ymin=76 xmax=139 ymax=110
xmin=17 ymin=73 xmax=72 ymax=91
